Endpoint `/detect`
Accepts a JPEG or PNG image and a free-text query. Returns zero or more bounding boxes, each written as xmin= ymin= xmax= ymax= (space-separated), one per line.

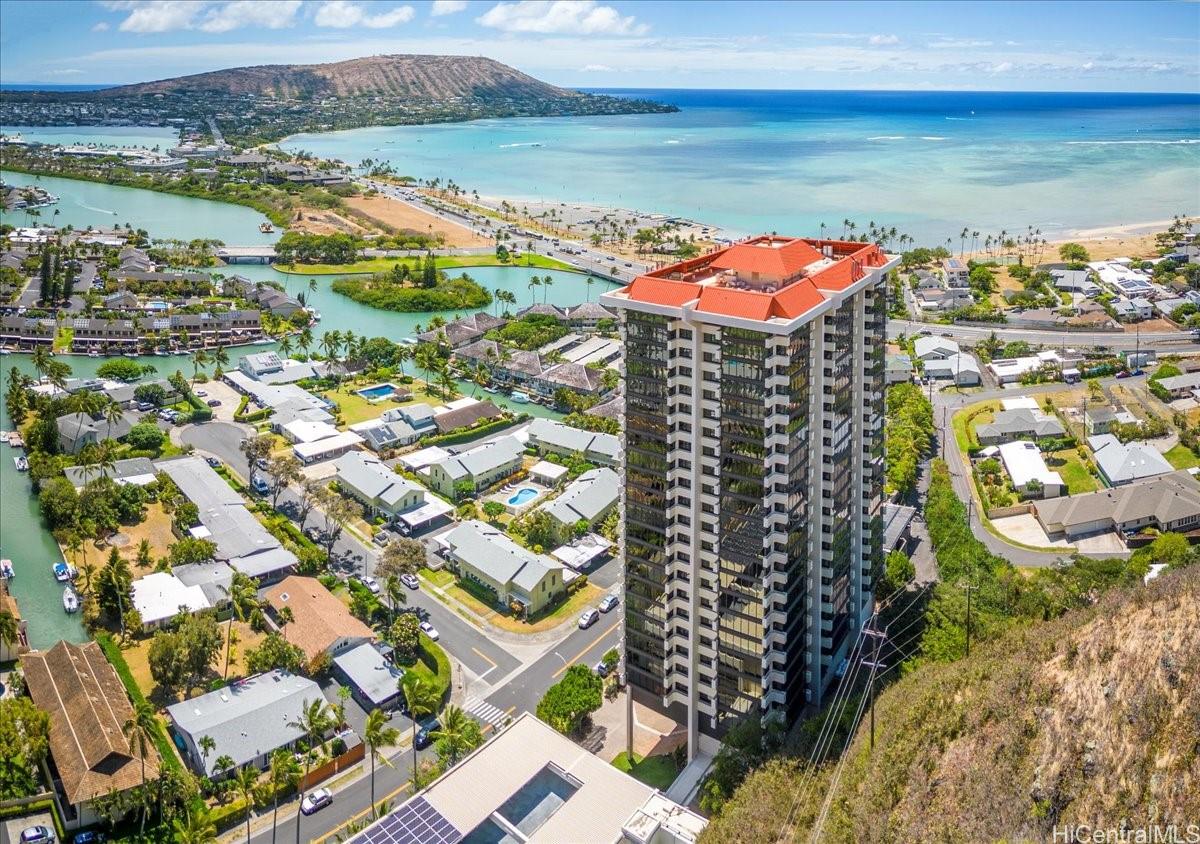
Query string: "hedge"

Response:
xmin=94 ymin=632 xmax=183 ymax=773
xmin=421 ymin=414 xmax=529 ymax=447
xmin=0 ymin=798 xmax=66 ymax=840
xmin=412 ymin=633 xmax=452 ymax=705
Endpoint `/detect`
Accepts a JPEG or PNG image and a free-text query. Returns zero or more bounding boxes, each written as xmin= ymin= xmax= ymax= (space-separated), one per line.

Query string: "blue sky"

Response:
xmin=1 ymin=1 xmax=1197 ymax=92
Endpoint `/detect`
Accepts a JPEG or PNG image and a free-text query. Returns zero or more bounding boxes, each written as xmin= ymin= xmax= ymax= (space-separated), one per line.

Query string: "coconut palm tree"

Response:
xmin=190 ymin=349 xmax=210 ymax=384
xmin=363 ymin=709 xmax=399 ymax=818
xmin=297 ymin=327 xmax=313 ymax=358
xmin=0 ymin=610 xmax=19 ymax=657
xmin=268 ymin=749 xmax=301 ymax=844
xmin=527 ymin=276 xmax=541 ymax=305
xmin=233 ymin=765 xmax=259 ymax=843
xmin=384 ymin=574 xmax=406 ymax=621
xmin=541 ymin=275 xmax=554 ymax=303
xmin=123 ymin=700 xmax=158 ymax=832
xmin=198 ymin=735 xmax=216 ymax=768
xmin=320 ymin=330 xmax=342 ymax=361
xmin=585 ymin=276 xmax=595 ymax=302
xmin=399 ymin=673 xmax=440 ymax=785
xmin=430 ymin=705 xmax=474 ymax=766
xmin=211 ymin=344 xmax=230 ymax=376
xmin=173 ymin=805 xmax=217 ymax=844
xmin=288 ymin=699 xmax=335 ymax=844
xmin=395 ymin=344 xmax=411 ymax=376
xmin=223 ymin=572 xmax=259 ymax=678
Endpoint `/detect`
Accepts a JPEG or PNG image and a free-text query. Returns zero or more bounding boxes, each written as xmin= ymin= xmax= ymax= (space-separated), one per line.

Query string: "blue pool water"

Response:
xmin=356 ymin=384 xmax=397 ymax=400
xmin=507 ymin=488 xmax=539 ymax=506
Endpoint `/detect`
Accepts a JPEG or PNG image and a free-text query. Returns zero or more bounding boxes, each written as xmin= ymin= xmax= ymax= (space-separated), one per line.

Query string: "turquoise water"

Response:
xmin=507 ymin=487 xmax=539 ymax=506
xmin=1 ymin=124 xmax=180 ymax=151
xmin=357 ymin=383 xmax=398 ymax=400
xmin=281 ymin=89 xmax=1199 ymax=244
xmin=0 ymin=170 xmax=277 ymax=245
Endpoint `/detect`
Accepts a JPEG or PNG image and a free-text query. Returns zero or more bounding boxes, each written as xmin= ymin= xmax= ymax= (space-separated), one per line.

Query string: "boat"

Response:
xmin=510 ymin=390 xmax=531 ymax=404
xmin=124 ymin=352 xmax=138 ymax=358
xmin=155 ymin=349 xmax=169 ymax=356
xmin=63 ymin=587 xmax=79 ymax=613
xmin=252 ymin=338 xmax=274 ymax=346
xmin=88 ymin=349 xmax=99 ymax=357
xmin=0 ymin=348 xmax=11 ymax=355
xmin=1 ymin=559 xmax=14 ymax=579
xmin=14 ymin=455 xmax=28 ymax=471
xmin=259 ymin=222 xmax=275 ymax=233
xmin=483 ymin=386 xmax=499 ymax=394
xmin=53 ymin=561 xmax=76 ymax=582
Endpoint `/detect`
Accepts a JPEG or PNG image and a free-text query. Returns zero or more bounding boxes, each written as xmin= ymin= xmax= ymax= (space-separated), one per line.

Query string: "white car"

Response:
xmin=420 ymin=621 xmax=440 ymax=641
xmin=360 ymin=576 xmax=380 ymax=594
xmin=300 ymin=788 xmax=332 ymax=816
xmin=578 ymin=609 xmax=600 ymax=629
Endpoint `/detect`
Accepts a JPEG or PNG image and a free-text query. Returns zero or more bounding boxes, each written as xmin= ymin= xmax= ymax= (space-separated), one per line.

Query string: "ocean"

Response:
xmin=281 ymin=88 xmax=1200 ymax=245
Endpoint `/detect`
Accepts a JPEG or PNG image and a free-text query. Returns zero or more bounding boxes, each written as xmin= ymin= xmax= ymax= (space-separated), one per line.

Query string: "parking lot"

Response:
xmin=2 ymin=811 xmax=55 ymax=844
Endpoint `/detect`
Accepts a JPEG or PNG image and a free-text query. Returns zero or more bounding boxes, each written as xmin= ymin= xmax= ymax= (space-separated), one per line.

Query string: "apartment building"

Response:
xmin=600 ymin=235 xmax=896 ymax=759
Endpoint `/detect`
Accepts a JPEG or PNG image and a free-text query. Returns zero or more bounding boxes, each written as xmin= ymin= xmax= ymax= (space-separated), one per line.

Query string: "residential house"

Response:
xmin=55 ymin=412 xmax=133 ymax=454
xmin=1051 ymin=269 xmax=1101 ymax=297
xmin=885 ymin=353 xmax=914 ymax=385
xmin=432 ymin=398 xmax=503 ymax=434
xmin=131 ymin=571 xmax=213 ymax=630
xmin=1152 ymin=371 xmax=1200 ymax=400
xmin=1131 ymin=297 xmax=1156 ymax=320
xmin=915 ymin=288 xmax=973 ymax=311
xmin=24 ymin=641 xmax=160 ymax=828
xmin=942 ymin=257 xmax=970 ymax=287
xmin=255 ymin=287 xmax=304 ymax=318
xmin=1085 ymin=406 xmax=1138 ymax=435
xmin=1111 ymin=298 xmax=1138 ymax=322
xmin=0 ymin=591 xmax=28 ymax=662
xmin=0 ymin=315 xmax=55 ymax=348
xmin=63 ymin=456 xmax=157 ymax=490
xmin=381 ymin=402 xmax=437 ymax=433
xmin=334 ymin=451 xmax=425 ymax=521
xmin=439 ymin=521 xmax=565 ymax=615
xmin=427 ymin=435 xmax=525 ymax=499
xmin=1087 ymin=434 xmax=1174 ymax=486
xmin=997 ymin=441 xmax=1065 ymax=498
xmin=105 ymin=378 xmax=180 ymax=407
xmin=346 ymin=713 xmax=707 ymax=844
xmin=292 ymin=429 xmax=364 ymax=465
xmin=924 ymin=353 xmax=982 ymax=386
xmin=527 ymin=418 xmax=621 ymax=466
xmin=333 ymin=642 xmax=405 ymax=712
xmin=103 ymin=289 xmax=139 ymax=309
xmin=565 ymin=301 xmax=616 ymax=332
xmin=171 ymin=561 xmax=235 ymax=609
xmin=351 ymin=418 xmax=420 ymax=451
xmin=1034 ymin=471 xmax=1200 ymax=541
xmin=417 ymin=313 xmax=507 ymax=348
xmin=264 ymin=575 xmax=375 ymax=663
xmin=538 ymin=468 xmax=620 ymax=540
xmin=166 ymin=670 xmax=326 ymax=777
xmin=976 ymin=409 xmax=1066 ymax=445
xmin=239 ymin=351 xmax=284 ymax=379
xmin=588 ymin=393 xmax=624 ymax=421
xmin=987 ymin=351 xmax=1061 ymax=384
xmin=913 ymin=336 xmax=960 ymax=361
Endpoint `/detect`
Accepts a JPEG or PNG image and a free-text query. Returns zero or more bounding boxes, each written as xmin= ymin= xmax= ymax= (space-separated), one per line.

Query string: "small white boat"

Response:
xmin=483 ymin=386 xmax=499 ymax=394
xmin=259 ymin=222 xmax=275 ymax=233
xmin=88 ymin=349 xmax=99 ymax=357
xmin=510 ymin=390 xmax=530 ymax=404
xmin=124 ymin=352 xmax=138 ymax=358
xmin=14 ymin=455 xmax=29 ymax=471
xmin=63 ymin=587 xmax=79 ymax=613
xmin=252 ymin=338 xmax=274 ymax=345
xmin=53 ymin=561 xmax=76 ymax=582
xmin=0 ymin=348 xmax=11 ymax=355
xmin=1 ymin=559 xmax=14 ymax=579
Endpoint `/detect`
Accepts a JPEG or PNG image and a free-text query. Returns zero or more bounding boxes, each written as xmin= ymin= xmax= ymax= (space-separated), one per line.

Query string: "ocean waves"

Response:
xmin=1065 ymin=139 xmax=1199 ymax=146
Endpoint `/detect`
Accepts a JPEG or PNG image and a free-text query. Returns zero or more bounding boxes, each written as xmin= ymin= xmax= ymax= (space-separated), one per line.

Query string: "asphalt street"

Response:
xmin=887 ymin=318 xmax=1200 ymax=351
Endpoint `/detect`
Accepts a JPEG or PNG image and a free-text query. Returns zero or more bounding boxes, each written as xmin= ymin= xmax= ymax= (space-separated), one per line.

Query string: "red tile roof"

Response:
xmin=626 ymin=276 xmax=698 ymax=307
xmin=709 ymin=237 xmax=824 ymax=279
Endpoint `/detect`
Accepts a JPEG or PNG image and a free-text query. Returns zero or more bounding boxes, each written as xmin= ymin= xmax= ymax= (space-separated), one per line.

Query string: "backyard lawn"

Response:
xmin=612 ymin=752 xmax=680 ymax=790
xmin=1045 ymin=447 xmax=1100 ymax=494
xmin=419 ymin=566 xmax=456 ymax=588
xmin=320 ymin=383 xmax=443 ymax=426
xmin=123 ymin=620 xmax=266 ymax=702
xmin=1164 ymin=443 xmax=1200 ymax=470
xmin=71 ymin=502 xmax=176 ymax=568
xmin=444 ymin=580 xmax=605 ymax=634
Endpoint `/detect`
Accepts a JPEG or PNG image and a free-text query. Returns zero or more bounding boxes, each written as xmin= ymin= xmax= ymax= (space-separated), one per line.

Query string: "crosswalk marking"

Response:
xmin=467 ymin=700 xmax=510 ymax=730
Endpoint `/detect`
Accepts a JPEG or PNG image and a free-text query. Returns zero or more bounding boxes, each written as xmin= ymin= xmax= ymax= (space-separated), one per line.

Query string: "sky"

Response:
xmin=1 ymin=0 xmax=1197 ymax=92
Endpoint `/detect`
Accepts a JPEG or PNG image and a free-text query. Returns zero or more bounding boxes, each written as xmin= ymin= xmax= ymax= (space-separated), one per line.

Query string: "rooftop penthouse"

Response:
xmin=604 ymin=235 xmax=894 ymax=330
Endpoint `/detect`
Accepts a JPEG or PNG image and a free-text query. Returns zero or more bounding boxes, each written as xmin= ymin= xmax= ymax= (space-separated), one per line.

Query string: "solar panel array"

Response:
xmin=351 ymin=797 xmax=463 ymax=844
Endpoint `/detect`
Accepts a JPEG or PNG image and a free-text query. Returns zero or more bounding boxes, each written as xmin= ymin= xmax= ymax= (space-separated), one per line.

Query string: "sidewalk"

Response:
xmin=418 ymin=574 xmax=587 ymax=650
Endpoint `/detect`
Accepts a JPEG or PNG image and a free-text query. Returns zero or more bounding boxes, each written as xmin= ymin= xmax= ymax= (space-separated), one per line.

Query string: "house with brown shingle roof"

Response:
xmin=264 ymin=576 xmax=374 ymax=663
xmin=432 ymin=398 xmax=503 ymax=434
xmin=23 ymin=640 xmax=160 ymax=825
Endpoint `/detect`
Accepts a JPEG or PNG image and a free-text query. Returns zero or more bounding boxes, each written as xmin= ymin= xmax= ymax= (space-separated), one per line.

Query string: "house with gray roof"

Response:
xmin=353 ymin=418 xmax=419 ymax=452
xmin=566 ymin=302 xmax=616 ymax=331
xmin=535 ymin=362 xmax=607 ymax=396
xmin=55 ymin=412 xmax=133 ymax=455
xmin=171 ymin=561 xmax=235 ymax=608
xmin=166 ymin=670 xmax=326 ymax=777
xmin=333 ymin=643 xmax=405 ymax=711
xmin=1153 ymin=371 xmax=1200 ymax=400
xmin=924 ymin=352 xmax=981 ymax=386
xmin=527 ymin=418 xmax=620 ymax=466
xmin=64 ymin=456 xmax=156 ymax=489
xmin=1034 ymin=470 xmax=1200 ymax=541
xmin=417 ymin=313 xmax=507 ymax=348
xmin=427 ymin=436 xmax=525 ymax=499
xmin=913 ymin=336 xmax=960 ymax=361
xmin=976 ymin=409 xmax=1066 ymax=445
xmin=334 ymin=451 xmax=426 ymax=521
xmin=382 ymin=402 xmax=436 ymax=432
xmin=438 ymin=521 xmax=565 ymax=615
xmin=1087 ymin=435 xmax=1174 ymax=487
xmin=538 ymin=468 xmax=619 ymax=539
xmin=885 ymin=354 xmax=914 ymax=385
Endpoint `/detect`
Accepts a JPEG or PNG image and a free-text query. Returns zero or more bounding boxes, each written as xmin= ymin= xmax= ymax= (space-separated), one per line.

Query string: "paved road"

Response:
xmin=888 ymin=318 xmax=1200 ymax=351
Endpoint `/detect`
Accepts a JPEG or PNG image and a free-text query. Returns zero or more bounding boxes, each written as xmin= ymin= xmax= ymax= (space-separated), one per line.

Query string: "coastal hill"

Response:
xmin=701 ymin=565 xmax=1200 ymax=843
xmin=95 ymin=54 xmax=579 ymax=102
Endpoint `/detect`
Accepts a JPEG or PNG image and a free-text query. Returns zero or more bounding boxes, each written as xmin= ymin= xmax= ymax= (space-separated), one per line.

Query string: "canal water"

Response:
xmin=0 ymin=171 xmax=617 ymax=649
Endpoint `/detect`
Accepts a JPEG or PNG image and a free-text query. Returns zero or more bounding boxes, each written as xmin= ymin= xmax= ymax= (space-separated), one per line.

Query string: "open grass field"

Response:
xmin=319 ymin=382 xmax=443 ymax=426
xmin=1164 ymin=443 xmax=1200 ymax=470
xmin=280 ymin=253 xmax=575 ymax=276
xmin=1045 ymin=447 xmax=1100 ymax=494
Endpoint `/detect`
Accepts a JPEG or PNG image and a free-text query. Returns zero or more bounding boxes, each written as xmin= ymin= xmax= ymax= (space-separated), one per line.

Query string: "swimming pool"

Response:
xmin=507 ymin=487 xmax=539 ymax=506
xmin=356 ymin=383 xmax=397 ymax=401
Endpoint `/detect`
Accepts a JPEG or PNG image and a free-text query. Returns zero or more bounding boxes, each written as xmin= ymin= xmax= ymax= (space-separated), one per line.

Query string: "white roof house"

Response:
xmin=913 ymin=336 xmax=960 ymax=361
xmin=1087 ymin=434 xmax=1174 ymax=486
xmin=1000 ymin=397 xmax=1040 ymax=412
xmin=292 ymin=430 xmax=364 ymax=464
xmin=987 ymin=351 xmax=1060 ymax=384
xmin=132 ymin=571 xmax=212 ymax=630
xmin=527 ymin=418 xmax=621 ymax=466
xmin=997 ymin=441 xmax=1064 ymax=497
xmin=281 ymin=418 xmax=341 ymax=444
xmin=539 ymin=468 xmax=620 ymax=530
xmin=346 ymin=713 xmax=707 ymax=844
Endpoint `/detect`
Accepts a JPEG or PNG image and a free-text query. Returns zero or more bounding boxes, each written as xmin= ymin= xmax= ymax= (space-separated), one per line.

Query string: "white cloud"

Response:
xmin=46 ymin=68 xmax=86 ymax=76
xmin=580 ymin=63 xmax=613 ymax=71
xmin=477 ymin=1 xmax=647 ymax=36
xmin=991 ymin=61 xmax=1013 ymax=73
xmin=868 ymin=34 xmax=899 ymax=46
xmin=929 ymin=38 xmax=993 ymax=49
xmin=430 ymin=0 xmax=468 ymax=15
xmin=199 ymin=1 xmax=300 ymax=33
xmin=314 ymin=1 xmax=415 ymax=28
xmin=100 ymin=0 xmax=299 ymax=33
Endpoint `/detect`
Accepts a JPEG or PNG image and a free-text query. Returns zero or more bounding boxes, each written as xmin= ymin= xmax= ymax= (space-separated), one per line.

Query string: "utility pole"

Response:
xmin=959 ymin=581 xmax=977 ymax=658
xmin=862 ymin=626 xmax=888 ymax=751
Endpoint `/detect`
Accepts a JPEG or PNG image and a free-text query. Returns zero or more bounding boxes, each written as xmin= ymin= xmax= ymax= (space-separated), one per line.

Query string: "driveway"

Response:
xmin=194 ymin=379 xmax=241 ymax=422
xmin=3 ymin=811 xmax=55 ymax=844
xmin=991 ymin=513 xmax=1072 ymax=549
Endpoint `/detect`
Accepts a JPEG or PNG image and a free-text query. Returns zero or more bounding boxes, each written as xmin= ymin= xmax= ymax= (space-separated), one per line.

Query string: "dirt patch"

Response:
xmin=72 ymin=501 xmax=177 ymax=569
xmin=124 ymin=619 xmax=268 ymax=702
xmin=343 ymin=195 xmax=491 ymax=247
xmin=1130 ymin=318 xmax=1180 ymax=333
xmin=288 ymin=206 xmax=370 ymax=236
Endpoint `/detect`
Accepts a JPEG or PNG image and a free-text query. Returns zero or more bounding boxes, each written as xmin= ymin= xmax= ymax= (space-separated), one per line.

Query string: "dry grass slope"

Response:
xmin=702 ymin=566 xmax=1200 ymax=843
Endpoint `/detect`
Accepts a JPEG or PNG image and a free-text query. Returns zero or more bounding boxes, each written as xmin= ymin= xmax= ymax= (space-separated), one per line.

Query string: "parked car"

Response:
xmin=204 ymin=456 xmax=221 ymax=468
xmin=419 ymin=621 xmax=439 ymax=641
xmin=360 ymin=575 xmax=380 ymax=594
xmin=400 ymin=573 xmax=419 ymax=590
xmin=194 ymin=389 xmax=207 ymax=397
xmin=578 ymin=609 xmax=600 ymax=629
xmin=372 ymin=530 xmax=395 ymax=547
xmin=206 ymin=399 xmax=221 ymax=407
xmin=72 ymin=833 xmax=104 ymax=844
xmin=414 ymin=718 xmax=441 ymax=749
xmin=20 ymin=827 xmax=55 ymax=844
xmin=594 ymin=659 xmax=612 ymax=677
xmin=599 ymin=594 xmax=619 ymax=613
xmin=157 ymin=409 xmax=174 ymax=421
xmin=135 ymin=401 xmax=154 ymax=412
xmin=300 ymin=788 xmax=333 ymax=816
xmin=251 ymin=476 xmax=270 ymax=495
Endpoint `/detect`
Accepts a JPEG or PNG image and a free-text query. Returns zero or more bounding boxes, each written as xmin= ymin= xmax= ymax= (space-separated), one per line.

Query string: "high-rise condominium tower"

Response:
xmin=600 ymin=236 xmax=897 ymax=758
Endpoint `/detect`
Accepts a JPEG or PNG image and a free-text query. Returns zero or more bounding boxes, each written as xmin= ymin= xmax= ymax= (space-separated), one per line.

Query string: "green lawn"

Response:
xmin=319 ymin=384 xmax=444 ymax=426
xmin=279 ymin=253 xmax=576 ymax=276
xmin=612 ymin=752 xmax=680 ymax=790
xmin=951 ymin=400 xmax=997 ymax=455
xmin=419 ymin=566 xmax=456 ymax=588
xmin=1164 ymin=443 xmax=1200 ymax=470
xmin=1045 ymin=448 xmax=1100 ymax=494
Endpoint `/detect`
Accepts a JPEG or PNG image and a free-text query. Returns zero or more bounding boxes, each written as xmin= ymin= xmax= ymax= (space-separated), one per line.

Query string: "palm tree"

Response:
xmin=199 ymin=735 xmax=216 ymax=769
xmin=363 ymin=709 xmax=399 ymax=818
xmin=585 ymin=276 xmax=595 ymax=302
xmin=277 ymin=335 xmax=293 ymax=358
xmin=233 ymin=765 xmax=259 ymax=843
xmin=211 ymin=344 xmax=230 ymax=375
xmin=30 ymin=345 xmax=51 ymax=381
xmin=320 ymin=330 xmax=342 ymax=361
xmin=384 ymin=575 xmax=406 ymax=621
xmin=527 ymin=276 xmax=541 ymax=305
xmin=0 ymin=610 xmax=19 ymax=656
xmin=297 ymin=326 xmax=313 ymax=358
xmin=268 ymin=749 xmax=301 ymax=844
xmin=173 ymin=805 xmax=217 ymax=844
xmin=399 ymin=673 xmax=440 ymax=785
xmin=541 ymin=275 xmax=554 ymax=303
xmin=123 ymin=700 xmax=157 ymax=832
xmin=190 ymin=348 xmax=210 ymax=383
xmin=288 ymin=699 xmax=334 ymax=844
xmin=395 ymin=344 xmax=411 ymax=376
xmin=430 ymin=705 xmax=473 ymax=766
xmin=223 ymin=572 xmax=259 ymax=678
